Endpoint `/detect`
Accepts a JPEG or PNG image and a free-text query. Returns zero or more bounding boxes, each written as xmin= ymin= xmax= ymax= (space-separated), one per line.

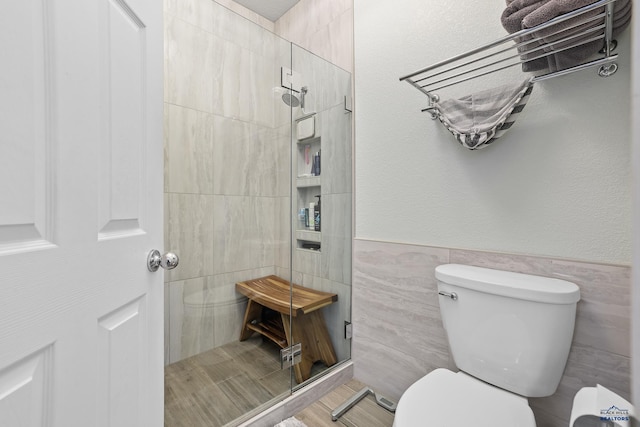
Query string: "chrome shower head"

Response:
xmin=282 ymin=93 xmax=300 ymax=107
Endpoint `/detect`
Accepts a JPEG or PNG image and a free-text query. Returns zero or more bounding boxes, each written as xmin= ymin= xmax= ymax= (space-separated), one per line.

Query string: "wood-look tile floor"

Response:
xmin=165 ymin=336 xmax=291 ymax=427
xmin=165 ymin=336 xmax=331 ymax=427
xmin=294 ymin=379 xmax=395 ymax=427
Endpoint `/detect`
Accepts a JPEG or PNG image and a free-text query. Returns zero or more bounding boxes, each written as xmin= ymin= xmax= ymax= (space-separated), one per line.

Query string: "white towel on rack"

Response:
xmin=433 ymin=78 xmax=534 ymax=150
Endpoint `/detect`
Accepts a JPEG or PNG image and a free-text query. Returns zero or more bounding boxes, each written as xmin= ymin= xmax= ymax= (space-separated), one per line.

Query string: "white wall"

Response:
xmin=354 ymin=0 xmax=632 ymax=265
xmin=631 ymin=0 xmax=640 ymax=409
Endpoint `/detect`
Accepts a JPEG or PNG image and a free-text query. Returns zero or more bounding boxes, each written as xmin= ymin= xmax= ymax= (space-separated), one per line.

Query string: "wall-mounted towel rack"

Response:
xmin=399 ymin=0 xmax=621 ymax=112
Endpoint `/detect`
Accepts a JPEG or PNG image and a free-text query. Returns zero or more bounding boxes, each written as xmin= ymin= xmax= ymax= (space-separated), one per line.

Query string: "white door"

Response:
xmin=0 ymin=0 xmax=164 ymax=426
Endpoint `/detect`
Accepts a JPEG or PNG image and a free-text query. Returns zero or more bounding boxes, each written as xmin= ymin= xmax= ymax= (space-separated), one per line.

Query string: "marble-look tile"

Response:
xmin=353 ymin=240 xmax=632 ymax=427
xmin=319 ymin=279 xmax=351 ymax=362
xmin=169 ymin=275 xmax=254 ymax=362
xmin=354 ymin=269 xmax=450 ymax=356
xmin=167 ymin=193 xmax=215 ymax=281
xmin=293 ymin=247 xmax=322 ymax=277
xmin=164 ymin=281 xmax=171 ymax=365
xmin=212 ymin=116 xmax=288 ymax=197
xmin=211 ymin=36 xmax=274 ymax=127
xmin=321 ymin=235 xmax=351 ymax=285
xmin=213 ymin=195 xmax=280 ymax=274
xmin=353 ymin=240 xmax=452 ymax=382
xmin=165 ymin=14 xmax=215 ymax=113
xmin=551 ymin=259 xmax=631 ymax=357
xmin=165 ymin=0 xmax=214 ymax=33
xmin=275 ymin=0 xmax=352 ymax=62
xmin=325 ymin=8 xmax=354 ymax=73
xmin=163 ymin=105 xmax=170 ymax=191
xmin=319 ymin=105 xmax=352 ymax=195
xmin=449 ymin=249 xmax=555 ymax=276
xmin=274 ymin=196 xmax=292 ymax=271
xmin=352 ymin=335 xmax=452 ymax=402
xmin=168 ymin=280 xmax=185 ymax=363
xmin=354 ymin=239 xmax=450 ymax=308
xmin=211 ymin=1 xmax=278 ymax=58
xmin=319 ymin=193 xmax=351 ymax=284
xmin=164 ymin=193 xmax=170 ymax=251
xmin=292 ymin=46 xmax=352 ymax=114
xmin=166 ymin=104 xmax=214 ymax=194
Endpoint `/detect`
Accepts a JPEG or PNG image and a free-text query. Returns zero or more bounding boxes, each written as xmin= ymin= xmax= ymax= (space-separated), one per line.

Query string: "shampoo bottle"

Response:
xmin=314 ymin=195 xmax=321 ymax=232
xmin=313 ymin=151 xmax=320 ymax=176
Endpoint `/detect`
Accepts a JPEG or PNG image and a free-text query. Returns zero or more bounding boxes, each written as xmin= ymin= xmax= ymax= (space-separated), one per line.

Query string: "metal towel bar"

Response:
xmin=400 ymin=0 xmax=620 ymax=108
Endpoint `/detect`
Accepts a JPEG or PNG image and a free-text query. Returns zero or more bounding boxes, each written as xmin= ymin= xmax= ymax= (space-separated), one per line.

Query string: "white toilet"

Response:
xmin=393 ymin=263 xmax=581 ymax=427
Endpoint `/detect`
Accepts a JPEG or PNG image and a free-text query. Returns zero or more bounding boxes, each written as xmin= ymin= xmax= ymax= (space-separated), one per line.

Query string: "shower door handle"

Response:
xmin=147 ymin=249 xmax=179 ymax=272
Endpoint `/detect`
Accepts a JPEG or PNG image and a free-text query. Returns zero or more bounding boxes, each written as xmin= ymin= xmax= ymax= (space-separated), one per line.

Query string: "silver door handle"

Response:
xmin=147 ymin=250 xmax=179 ymax=272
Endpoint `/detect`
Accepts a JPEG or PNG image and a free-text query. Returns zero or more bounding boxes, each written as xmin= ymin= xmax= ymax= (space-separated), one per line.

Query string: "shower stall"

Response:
xmin=163 ymin=1 xmax=352 ymax=425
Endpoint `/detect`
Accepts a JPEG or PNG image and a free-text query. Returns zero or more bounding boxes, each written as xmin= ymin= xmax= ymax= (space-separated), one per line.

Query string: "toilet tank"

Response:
xmin=435 ymin=264 xmax=580 ymax=398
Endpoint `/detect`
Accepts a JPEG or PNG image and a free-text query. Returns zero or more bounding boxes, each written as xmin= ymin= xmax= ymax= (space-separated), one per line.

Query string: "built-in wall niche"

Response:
xmin=296 ymin=132 xmax=321 ymax=252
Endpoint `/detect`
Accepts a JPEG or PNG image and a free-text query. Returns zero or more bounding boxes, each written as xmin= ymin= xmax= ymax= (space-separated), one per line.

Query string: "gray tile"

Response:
xmin=166 ymin=104 xmax=214 ymax=194
xmin=165 ymin=14 xmax=215 ymax=112
xmin=167 ymin=194 xmax=215 ymax=281
xmin=353 ymin=240 xmax=632 ymax=427
xmin=212 ymin=195 xmax=281 ymax=274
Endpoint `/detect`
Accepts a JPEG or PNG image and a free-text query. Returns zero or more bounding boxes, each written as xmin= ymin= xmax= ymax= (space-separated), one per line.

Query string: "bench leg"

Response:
xmin=281 ymin=310 xmax=337 ymax=383
xmin=239 ymin=299 xmax=262 ymax=341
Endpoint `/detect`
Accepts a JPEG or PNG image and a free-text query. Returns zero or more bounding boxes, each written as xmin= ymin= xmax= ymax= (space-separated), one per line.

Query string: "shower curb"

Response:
xmin=237 ymin=361 xmax=354 ymax=427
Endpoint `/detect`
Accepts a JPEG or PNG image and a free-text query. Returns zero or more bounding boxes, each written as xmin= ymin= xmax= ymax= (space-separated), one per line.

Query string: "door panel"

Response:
xmin=0 ymin=345 xmax=54 ymax=427
xmin=97 ymin=297 xmax=147 ymax=427
xmin=0 ymin=0 xmax=164 ymax=426
xmin=99 ymin=0 xmax=147 ymax=239
xmin=0 ymin=0 xmax=53 ymax=251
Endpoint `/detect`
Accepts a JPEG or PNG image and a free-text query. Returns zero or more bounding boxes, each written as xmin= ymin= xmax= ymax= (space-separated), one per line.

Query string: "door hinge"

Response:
xmin=344 ymin=321 xmax=352 ymax=340
xmin=280 ymin=343 xmax=302 ymax=369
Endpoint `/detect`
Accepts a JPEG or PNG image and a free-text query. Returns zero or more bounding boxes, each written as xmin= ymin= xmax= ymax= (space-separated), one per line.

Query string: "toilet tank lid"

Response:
xmin=435 ymin=264 xmax=580 ymax=304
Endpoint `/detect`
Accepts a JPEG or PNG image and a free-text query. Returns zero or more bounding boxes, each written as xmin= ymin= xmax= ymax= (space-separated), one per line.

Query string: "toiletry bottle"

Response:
xmin=308 ymin=202 xmax=315 ymax=230
xmin=310 ymin=154 xmax=317 ymax=176
xmin=298 ymin=208 xmax=306 ymax=229
xmin=314 ymin=195 xmax=321 ymax=231
xmin=304 ymin=208 xmax=309 ymax=228
xmin=314 ymin=151 xmax=320 ymax=176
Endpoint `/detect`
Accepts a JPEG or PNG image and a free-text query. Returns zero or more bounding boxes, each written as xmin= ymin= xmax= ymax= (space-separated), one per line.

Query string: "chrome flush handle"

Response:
xmin=438 ymin=291 xmax=458 ymax=301
xmin=147 ymin=250 xmax=179 ymax=272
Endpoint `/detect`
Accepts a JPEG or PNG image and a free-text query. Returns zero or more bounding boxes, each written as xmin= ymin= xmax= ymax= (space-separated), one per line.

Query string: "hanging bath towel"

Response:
xmin=433 ymin=77 xmax=534 ymax=150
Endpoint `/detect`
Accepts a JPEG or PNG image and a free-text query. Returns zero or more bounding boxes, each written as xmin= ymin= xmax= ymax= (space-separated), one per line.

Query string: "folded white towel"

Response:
xmin=434 ymin=78 xmax=534 ymax=149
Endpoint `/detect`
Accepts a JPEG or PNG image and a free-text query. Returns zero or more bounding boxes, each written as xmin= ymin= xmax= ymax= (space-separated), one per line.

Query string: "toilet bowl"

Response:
xmin=393 ymin=264 xmax=581 ymax=427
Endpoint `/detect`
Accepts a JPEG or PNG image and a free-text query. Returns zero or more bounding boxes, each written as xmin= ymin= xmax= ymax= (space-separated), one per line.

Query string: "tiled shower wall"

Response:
xmin=352 ymin=238 xmax=630 ymax=427
xmin=163 ymin=0 xmax=354 ymax=366
xmin=275 ymin=0 xmax=354 ymax=73
xmin=163 ymin=0 xmax=291 ymax=364
xmin=289 ymin=44 xmax=353 ymax=362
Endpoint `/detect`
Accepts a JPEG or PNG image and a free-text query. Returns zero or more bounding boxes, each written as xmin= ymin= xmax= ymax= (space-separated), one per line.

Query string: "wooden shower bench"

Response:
xmin=235 ymin=275 xmax=338 ymax=383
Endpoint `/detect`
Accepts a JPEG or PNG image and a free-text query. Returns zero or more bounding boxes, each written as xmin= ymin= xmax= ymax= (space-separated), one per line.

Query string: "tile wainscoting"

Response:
xmin=352 ymin=238 xmax=631 ymax=427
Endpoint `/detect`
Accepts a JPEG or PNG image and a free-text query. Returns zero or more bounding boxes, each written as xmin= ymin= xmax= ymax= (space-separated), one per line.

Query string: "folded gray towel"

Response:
xmin=522 ymin=0 xmax=629 ymax=28
xmin=434 ymin=78 xmax=534 ymax=150
xmin=501 ymin=0 xmax=632 ymax=72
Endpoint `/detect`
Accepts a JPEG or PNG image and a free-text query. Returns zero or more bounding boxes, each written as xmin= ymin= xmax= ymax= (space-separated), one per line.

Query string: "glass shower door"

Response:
xmin=288 ymin=44 xmax=353 ymax=388
xmin=163 ymin=2 xmax=295 ymax=425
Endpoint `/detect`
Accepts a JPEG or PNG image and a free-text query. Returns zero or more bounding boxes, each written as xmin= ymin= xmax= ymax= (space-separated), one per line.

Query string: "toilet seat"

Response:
xmin=393 ymin=368 xmax=536 ymax=427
